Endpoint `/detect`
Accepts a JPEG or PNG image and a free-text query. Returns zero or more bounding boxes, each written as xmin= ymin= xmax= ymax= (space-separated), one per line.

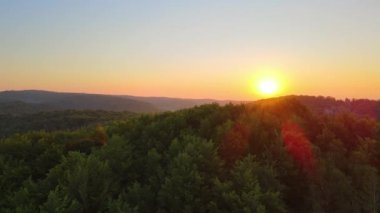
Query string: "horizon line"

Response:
xmin=1 ymin=89 xmax=379 ymax=102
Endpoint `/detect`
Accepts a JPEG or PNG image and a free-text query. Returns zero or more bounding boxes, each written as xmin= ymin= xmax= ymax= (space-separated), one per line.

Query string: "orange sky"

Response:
xmin=1 ymin=1 xmax=379 ymax=100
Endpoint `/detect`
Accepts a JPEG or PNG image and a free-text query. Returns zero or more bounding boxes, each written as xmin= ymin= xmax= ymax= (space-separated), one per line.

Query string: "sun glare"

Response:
xmin=250 ymin=67 xmax=286 ymax=98
xmin=258 ymin=79 xmax=279 ymax=95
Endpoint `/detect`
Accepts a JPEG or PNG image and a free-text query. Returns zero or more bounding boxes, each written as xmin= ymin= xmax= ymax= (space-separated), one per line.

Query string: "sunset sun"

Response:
xmin=258 ymin=79 xmax=279 ymax=96
xmin=250 ymin=67 xmax=287 ymax=98
xmin=253 ymin=74 xmax=282 ymax=98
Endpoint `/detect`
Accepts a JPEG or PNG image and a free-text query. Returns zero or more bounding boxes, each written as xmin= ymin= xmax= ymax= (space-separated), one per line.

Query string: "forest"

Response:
xmin=1 ymin=96 xmax=380 ymax=212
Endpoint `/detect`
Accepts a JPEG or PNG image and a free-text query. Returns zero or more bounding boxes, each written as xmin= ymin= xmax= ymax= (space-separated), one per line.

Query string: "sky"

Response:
xmin=1 ymin=0 xmax=379 ymax=100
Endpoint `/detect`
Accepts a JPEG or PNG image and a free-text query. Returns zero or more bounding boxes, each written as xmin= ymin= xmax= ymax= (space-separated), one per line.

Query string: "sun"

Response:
xmin=253 ymin=77 xmax=282 ymax=98
xmin=258 ymin=79 xmax=279 ymax=95
xmin=250 ymin=67 xmax=287 ymax=98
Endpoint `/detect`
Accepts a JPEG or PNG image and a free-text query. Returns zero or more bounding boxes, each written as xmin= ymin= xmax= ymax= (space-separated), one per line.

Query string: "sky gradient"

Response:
xmin=1 ymin=0 xmax=379 ymax=100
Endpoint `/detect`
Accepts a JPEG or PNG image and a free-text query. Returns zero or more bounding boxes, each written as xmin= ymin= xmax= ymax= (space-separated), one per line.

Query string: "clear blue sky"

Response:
xmin=1 ymin=0 xmax=379 ymax=99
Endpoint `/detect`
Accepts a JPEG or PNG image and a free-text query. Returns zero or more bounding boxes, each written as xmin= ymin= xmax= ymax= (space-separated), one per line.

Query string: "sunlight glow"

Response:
xmin=249 ymin=67 xmax=288 ymax=98
xmin=258 ymin=79 xmax=279 ymax=95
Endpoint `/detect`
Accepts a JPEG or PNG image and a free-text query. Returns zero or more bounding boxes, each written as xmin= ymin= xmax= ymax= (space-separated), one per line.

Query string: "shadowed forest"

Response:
xmin=1 ymin=96 xmax=380 ymax=212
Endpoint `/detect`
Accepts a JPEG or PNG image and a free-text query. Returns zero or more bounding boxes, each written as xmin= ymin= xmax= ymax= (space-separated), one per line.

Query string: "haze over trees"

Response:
xmin=0 ymin=96 xmax=379 ymax=212
xmin=0 ymin=90 xmax=232 ymax=114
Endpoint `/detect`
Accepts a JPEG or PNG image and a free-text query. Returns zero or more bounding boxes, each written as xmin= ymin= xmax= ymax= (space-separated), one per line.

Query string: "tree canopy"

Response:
xmin=1 ymin=99 xmax=379 ymax=212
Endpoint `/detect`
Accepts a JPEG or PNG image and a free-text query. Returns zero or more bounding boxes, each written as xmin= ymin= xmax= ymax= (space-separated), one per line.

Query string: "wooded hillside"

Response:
xmin=1 ymin=98 xmax=379 ymax=212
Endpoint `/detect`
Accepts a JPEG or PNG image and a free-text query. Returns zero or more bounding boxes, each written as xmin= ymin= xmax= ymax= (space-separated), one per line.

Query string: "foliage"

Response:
xmin=0 ymin=110 xmax=135 ymax=139
xmin=0 ymin=99 xmax=379 ymax=212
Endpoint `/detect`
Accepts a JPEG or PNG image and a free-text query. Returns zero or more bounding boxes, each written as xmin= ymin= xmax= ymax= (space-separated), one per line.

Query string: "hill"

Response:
xmin=121 ymin=95 xmax=232 ymax=111
xmin=0 ymin=90 xmax=232 ymax=114
xmin=0 ymin=90 xmax=158 ymax=114
xmin=0 ymin=110 xmax=135 ymax=139
xmin=0 ymin=101 xmax=59 ymax=114
xmin=256 ymin=95 xmax=380 ymax=121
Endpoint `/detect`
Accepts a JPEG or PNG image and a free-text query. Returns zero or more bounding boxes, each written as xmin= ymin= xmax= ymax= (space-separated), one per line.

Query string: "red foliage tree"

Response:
xmin=281 ymin=121 xmax=315 ymax=175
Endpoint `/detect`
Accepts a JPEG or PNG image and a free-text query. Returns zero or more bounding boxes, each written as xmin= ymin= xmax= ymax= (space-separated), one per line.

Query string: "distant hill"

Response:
xmin=0 ymin=110 xmax=135 ymax=138
xmin=2 ymin=90 xmax=377 ymax=118
xmin=0 ymin=90 xmax=233 ymax=114
xmin=0 ymin=90 xmax=158 ymax=114
xmin=121 ymin=95 xmax=233 ymax=111
xmin=0 ymin=101 xmax=59 ymax=114
xmin=256 ymin=95 xmax=380 ymax=120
